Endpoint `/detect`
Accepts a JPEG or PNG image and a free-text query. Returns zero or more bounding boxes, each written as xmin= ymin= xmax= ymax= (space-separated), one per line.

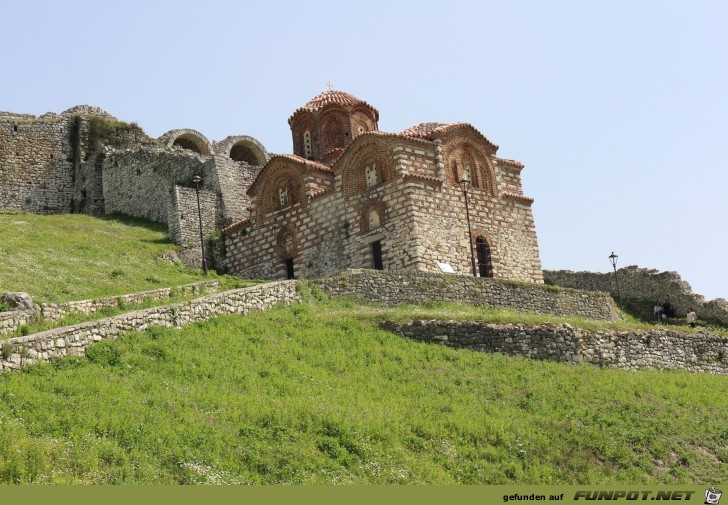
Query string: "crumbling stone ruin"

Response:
xmin=0 ymin=105 xmax=268 ymax=267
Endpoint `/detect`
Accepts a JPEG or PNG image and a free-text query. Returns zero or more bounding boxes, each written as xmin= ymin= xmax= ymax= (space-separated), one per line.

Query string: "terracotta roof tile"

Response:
xmin=400 ymin=122 xmax=454 ymax=139
xmin=288 ymin=90 xmax=379 ymax=124
xmin=222 ymin=217 xmax=251 ymax=234
xmin=496 ymin=157 xmax=525 ymax=169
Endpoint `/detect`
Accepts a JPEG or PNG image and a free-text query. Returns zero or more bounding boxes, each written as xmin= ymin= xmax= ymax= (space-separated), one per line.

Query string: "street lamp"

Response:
xmin=192 ymin=175 xmax=208 ymax=275
xmin=459 ymin=178 xmax=477 ymax=277
xmin=608 ymin=251 xmax=622 ymax=308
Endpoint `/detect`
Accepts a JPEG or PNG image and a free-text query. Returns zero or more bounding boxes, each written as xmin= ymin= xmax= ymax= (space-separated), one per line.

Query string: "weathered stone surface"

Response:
xmin=545 ymin=267 xmax=728 ymax=327
xmin=0 ymin=280 xmax=298 ymax=373
xmin=383 ymin=320 xmax=728 ymax=375
xmin=2 ymin=292 xmax=34 ymax=312
xmin=313 ymin=269 xmax=621 ymax=321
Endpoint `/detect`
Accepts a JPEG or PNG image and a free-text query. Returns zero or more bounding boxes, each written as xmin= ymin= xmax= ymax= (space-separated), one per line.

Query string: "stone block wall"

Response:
xmin=0 ymin=310 xmax=35 ymax=336
xmin=0 ymin=280 xmax=298 ymax=372
xmin=212 ymin=155 xmax=261 ymax=225
xmin=39 ymin=280 xmax=220 ymax=322
xmin=544 ymin=267 xmax=728 ymax=326
xmin=102 ymin=147 xmax=214 ymax=224
xmin=382 ymin=320 xmax=728 ymax=375
xmin=0 ymin=115 xmax=74 ymax=213
xmin=168 ymin=187 xmax=223 ymax=268
xmin=407 ymin=180 xmax=542 ymax=282
xmin=312 ymin=269 xmax=621 ymax=321
xmin=222 ymin=177 xmax=421 ymax=279
xmin=0 ymin=281 xmax=220 ymax=337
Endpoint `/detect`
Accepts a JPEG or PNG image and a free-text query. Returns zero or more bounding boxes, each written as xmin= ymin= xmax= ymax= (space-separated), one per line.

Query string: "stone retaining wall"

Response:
xmin=39 ymin=280 xmax=220 ymax=322
xmin=0 ymin=281 xmax=298 ymax=372
xmin=0 ymin=281 xmax=221 ymax=337
xmin=313 ymin=269 xmax=621 ymax=321
xmin=382 ymin=320 xmax=728 ymax=375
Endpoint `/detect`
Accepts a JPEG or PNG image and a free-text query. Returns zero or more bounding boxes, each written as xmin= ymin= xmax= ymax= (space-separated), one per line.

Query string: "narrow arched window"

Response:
xmin=278 ymin=187 xmax=289 ymax=208
xmin=303 ymin=131 xmax=312 ymax=159
xmin=365 ymin=163 xmax=378 ymax=188
xmin=368 ymin=208 xmax=381 ymax=229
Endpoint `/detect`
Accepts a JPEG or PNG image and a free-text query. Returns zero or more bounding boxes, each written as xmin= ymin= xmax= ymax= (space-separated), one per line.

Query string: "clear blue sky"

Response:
xmin=4 ymin=0 xmax=727 ymax=300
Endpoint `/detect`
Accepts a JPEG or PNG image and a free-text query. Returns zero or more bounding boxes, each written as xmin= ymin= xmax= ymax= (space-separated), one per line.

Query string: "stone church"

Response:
xmin=221 ymin=89 xmax=543 ymax=283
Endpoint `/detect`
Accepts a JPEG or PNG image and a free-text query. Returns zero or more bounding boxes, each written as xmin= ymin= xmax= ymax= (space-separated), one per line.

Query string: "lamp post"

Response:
xmin=459 ymin=178 xmax=477 ymax=277
xmin=608 ymin=251 xmax=621 ymax=308
xmin=193 ymin=175 xmax=208 ymax=275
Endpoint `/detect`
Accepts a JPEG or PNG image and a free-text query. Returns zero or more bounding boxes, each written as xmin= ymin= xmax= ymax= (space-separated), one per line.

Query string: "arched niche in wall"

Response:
xmin=445 ymin=142 xmax=497 ymax=196
xmin=341 ymin=141 xmax=395 ymax=198
xmin=255 ymin=163 xmax=306 ymax=220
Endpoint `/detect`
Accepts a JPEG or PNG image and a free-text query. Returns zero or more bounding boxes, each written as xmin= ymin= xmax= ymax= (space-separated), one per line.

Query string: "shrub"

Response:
xmin=2 ymin=342 xmax=13 ymax=360
xmin=85 ymin=341 xmax=122 ymax=367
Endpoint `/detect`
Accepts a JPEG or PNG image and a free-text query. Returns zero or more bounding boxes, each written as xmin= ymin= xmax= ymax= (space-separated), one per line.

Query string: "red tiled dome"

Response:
xmin=289 ymin=90 xmax=379 ymax=124
xmin=303 ymin=90 xmax=363 ymax=109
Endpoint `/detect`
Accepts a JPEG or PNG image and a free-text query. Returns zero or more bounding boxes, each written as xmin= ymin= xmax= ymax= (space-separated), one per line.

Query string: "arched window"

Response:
xmin=368 ymin=208 xmax=381 ymax=229
xmin=365 ymin=162 xmax=378 ymax=188
xmin=278 ymin=186 xmax=289 ymax=208
xmin=303 ymin=131 xmax=312 ymax=159
xmin=476 ymin=236 xmax=493 ymax=278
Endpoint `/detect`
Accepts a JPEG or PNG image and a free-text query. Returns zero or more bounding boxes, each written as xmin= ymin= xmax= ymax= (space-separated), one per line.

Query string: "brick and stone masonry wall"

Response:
xmin=0 ymin=281 xmax=221 ymax=337
xmin=544 ymin=267 xmax=728 ymax=326
xmin=382 ymin=320 xmax=728 ymax=375
xmin=0 ymin=280 xmax=298 ymax=372
xmin=312 ymin=269 xmax=621 ymax=321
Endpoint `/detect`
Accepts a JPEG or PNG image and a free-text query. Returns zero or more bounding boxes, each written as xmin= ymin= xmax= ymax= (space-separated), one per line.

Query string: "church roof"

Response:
xmin=288 ymin=90 xmax=379 ymax=124
xmin=400 ymin=122 xmax=454 ymax=139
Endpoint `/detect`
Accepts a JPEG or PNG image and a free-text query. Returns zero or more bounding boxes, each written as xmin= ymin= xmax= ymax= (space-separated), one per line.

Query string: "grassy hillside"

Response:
xmin=0 ymin=212 xmax=216 ymax=303
xmin=0 ymin=292 xmax=726 ymax=484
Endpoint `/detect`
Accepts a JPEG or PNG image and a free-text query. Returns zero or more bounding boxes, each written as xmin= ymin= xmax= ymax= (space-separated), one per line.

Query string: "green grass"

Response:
xmin=0 ymin=294 xmax=726 ymax=484
xmin=0 ymin=212 xmax=219 ymax=303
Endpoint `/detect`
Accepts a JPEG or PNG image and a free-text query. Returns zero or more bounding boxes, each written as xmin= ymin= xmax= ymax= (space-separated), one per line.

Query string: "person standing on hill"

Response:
xmin=687 ymin=308 xmax=697 ymax=328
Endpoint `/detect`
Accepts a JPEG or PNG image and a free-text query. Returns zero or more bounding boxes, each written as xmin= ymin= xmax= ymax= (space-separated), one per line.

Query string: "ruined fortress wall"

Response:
xmin=168 ymin=186 xmax=223 ymax=269
xmin=0 ymin=115 xmax=74 ymax=213
xmin=313 ymin=269 xmax=620 ymax=321
xmin=101 ymin=147 xmax=212 ymax=224
xmin=74 ymin=149 xmax=106 ymax=214
xmin=544 ymin=267 xmax=728 ymax=326
xmin=212 ymin=155 xmax=260 ymax=225
xmin=383 ymin=320 xmax=728 ymax=375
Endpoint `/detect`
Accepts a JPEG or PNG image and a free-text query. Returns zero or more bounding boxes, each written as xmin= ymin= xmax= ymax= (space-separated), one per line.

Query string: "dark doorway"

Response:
xmin=285 ymin=258 xmax=295 ymax=279
xmin=371 ymin=240 xmax=384 ymax=270
xmin=476 ymin=236 xmax=493 ymax=278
